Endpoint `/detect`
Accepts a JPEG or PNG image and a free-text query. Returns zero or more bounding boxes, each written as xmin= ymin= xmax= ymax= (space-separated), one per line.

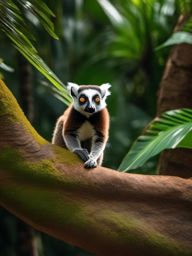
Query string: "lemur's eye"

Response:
xmin=79 ymin=97 xmax=86 ymax=104
xmin=94 ymin=97 xmax=100 ymax=104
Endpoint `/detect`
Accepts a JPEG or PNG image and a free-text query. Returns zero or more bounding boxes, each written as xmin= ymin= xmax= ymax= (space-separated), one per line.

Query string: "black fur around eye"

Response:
xmin=79 ymin=97 xmax=86 ymax=103
xmin=94 ymin=96 xmax=100 ymax=104
xmin=79 ymin=95 xmax=87 ymax=104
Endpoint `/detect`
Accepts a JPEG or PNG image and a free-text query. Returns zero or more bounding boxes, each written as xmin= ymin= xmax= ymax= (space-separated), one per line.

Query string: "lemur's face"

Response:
xmin=67 ymin=83 xmax=111 ymax=115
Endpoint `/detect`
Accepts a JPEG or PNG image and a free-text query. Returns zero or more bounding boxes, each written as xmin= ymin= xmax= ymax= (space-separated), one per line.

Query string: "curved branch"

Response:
xmin=0 ymin=80 xmax=192 ymax=256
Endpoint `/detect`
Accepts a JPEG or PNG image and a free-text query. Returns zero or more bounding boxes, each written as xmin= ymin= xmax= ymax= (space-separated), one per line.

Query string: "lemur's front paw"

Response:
xmin=84 ymin=158 xmax=97 ymax=169
xmin=73 ymin=148 xmax=89 ymax=162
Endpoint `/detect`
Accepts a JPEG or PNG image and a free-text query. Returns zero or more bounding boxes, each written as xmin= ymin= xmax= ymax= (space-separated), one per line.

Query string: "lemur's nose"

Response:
xmin=85 ymin=106 xmax=95 ymax=113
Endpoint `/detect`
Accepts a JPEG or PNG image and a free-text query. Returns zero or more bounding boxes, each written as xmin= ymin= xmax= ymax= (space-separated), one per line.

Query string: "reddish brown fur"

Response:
xmin=52 ymin=105 xmax=110 ymax=148
xmin=64 ymin=105 xmax=109 ymax=141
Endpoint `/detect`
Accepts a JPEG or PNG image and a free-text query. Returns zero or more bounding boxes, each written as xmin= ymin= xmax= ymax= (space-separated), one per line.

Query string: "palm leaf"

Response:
xmin=183 ymin=16 xmax=192 ymax=33
xmin=156 ymin=31 xmax=192 ymax=50
xmin=0 ymin=0 xmax=71 ymax=105
xmin=0 ymin=59 xmax=14 ymax=72
xmin=97 ymin=0 xmax=175 ymax=62
xmin=96 ymin=0 xmax=124 ymax=27
xmin=18 ymin=0 xmax=58 ymax=39
xmin=177 ymin=0 xmax=192 ymax=14
xmin=118 ymin=108 xmax=192 ymax=172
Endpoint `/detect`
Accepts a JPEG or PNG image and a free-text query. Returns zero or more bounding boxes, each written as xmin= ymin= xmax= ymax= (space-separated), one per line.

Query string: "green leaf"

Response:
xmin=19 ymin=0 xmax=59 ymax=39
xmin=178 ymin=0 xmax=192 ymax=14
xmin=0 ymin=59 xmax=14 ymax=72
xmin=96 ymin=0 xmax=124 ymax=27
xmin=156 ymin=32 xmax=192 ymax=50
xmin=118 ymin=108 xmax=192 ymax=172
xmin=0 ymin=0 xmax=71 ymax=105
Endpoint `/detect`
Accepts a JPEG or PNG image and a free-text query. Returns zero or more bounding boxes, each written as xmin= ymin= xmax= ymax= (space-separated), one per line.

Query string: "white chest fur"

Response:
xmin=78 ymin=121 xmax=94 ymax=141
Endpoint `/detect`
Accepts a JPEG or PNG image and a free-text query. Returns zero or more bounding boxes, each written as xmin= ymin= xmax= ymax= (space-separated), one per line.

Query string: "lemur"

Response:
xmin=52 ymin=82 xmax=111 ymax=169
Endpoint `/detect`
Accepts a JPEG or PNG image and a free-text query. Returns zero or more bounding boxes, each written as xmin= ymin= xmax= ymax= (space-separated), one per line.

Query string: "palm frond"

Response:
xmin=97 ymin=0 xmax=177 ymax=63
xmin=118 ymin=108 xmax=192 ymax=172
xmin=0 ymin=58 xmax=14 ymax=72
xmin=156 ymin=31 xmax=192 ymax=50
xmin=177 ymin=0 xmax=192 ymax=14
xmin=97 ymin=0 xmax=124 ymax=27
xmin=18 ymin=0 xmax=58 ymax=39
xmin=183 ymin=16 xmax=192 ymax=33
xmin=0 ymin=0 xmax=71 ymax=105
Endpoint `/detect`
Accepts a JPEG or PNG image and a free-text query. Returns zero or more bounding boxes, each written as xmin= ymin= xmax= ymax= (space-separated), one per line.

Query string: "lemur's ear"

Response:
xmin=67 ymin=82 xmax=79 ymax=98
xmin=100 ymin=83 xmax=111 ymax=98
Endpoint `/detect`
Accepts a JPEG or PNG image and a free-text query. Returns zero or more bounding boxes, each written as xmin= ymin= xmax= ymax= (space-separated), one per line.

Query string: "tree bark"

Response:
xmin=16 ymin=53 xmax=39 ymax=256
xmin=157 ymin=15 xmax=192 ymax=178
xmin=18 ymin=54 xmax=34 ymax=122
xmin=0 ymin=79 xmax=192 ymax=256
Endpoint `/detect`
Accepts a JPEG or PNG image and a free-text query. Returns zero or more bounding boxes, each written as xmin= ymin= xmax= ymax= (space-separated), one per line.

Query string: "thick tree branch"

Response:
xmin=0 ymin=80 xmax=192 ymax=256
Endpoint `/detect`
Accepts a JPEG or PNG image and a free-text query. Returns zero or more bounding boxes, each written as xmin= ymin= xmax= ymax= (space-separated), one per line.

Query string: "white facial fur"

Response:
xmin=67 ymin=82 xmax=79 ymax=96
xmin=67 ymin=82 xmax=111 ymax=116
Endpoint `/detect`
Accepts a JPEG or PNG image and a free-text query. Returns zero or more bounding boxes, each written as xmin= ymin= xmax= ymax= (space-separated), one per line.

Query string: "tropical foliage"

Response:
xmin=119 ymin=108 xmax=192 ymax=172
xmin=0 ymin=0 xmax=71 ymax=105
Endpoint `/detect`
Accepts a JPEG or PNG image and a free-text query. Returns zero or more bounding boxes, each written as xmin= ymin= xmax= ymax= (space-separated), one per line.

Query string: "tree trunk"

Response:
xmin=18 ymin=54 xmax=34 ymax=122
xmin=15 ymin=54 xmax=39 ymax=256
xmin=157 ymin=15 xmax=192 ymax=178
xmin=0 ymin=79 xmax=192 ymax=255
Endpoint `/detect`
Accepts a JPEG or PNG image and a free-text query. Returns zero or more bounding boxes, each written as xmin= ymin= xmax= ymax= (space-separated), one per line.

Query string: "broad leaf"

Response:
xmin=156 ymin=32 xmax=192 ymax=50
xmin=118 ymin=108 xmax=192 ymax=172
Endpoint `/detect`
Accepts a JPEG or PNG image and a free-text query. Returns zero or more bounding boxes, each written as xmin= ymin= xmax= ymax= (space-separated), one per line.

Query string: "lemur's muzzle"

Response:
xmin=85 ymin=106 xmax=95 ymax=113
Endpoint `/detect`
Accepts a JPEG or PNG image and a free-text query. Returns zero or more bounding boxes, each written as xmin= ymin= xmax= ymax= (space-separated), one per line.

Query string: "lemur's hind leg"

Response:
xmin=97 ymin=153 xmax=103 ymax=166
xmin=52 ymin=117 xmax=66 ymax=147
